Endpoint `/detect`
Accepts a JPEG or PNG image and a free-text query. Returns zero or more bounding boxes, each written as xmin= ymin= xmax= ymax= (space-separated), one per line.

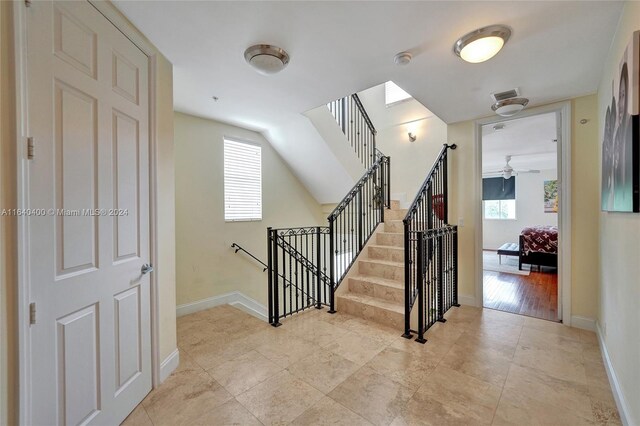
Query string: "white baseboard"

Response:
xmin=458 ymin=294 xmax=477 ymax=307
xmin=570 ymin=315 xmax=596 ymax=331
xmin=176 ymin=291 xmax=268 ymax=322
xmin=596 ymin=322 xmax=633 ymax=426
xmin=159 ymin=348 xmax=179 ymax=383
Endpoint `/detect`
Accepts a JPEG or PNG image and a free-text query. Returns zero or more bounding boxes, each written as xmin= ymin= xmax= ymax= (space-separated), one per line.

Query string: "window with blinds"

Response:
xmin=224 ymin=138 xmax=262 ymax=221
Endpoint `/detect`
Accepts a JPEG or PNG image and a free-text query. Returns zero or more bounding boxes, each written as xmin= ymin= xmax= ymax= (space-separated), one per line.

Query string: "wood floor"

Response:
xmin=483 ymin=263 xmax=558 ymax=322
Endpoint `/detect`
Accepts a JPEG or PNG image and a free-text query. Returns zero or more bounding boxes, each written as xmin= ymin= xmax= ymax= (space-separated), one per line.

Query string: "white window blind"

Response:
xmin=224 ymin=138 xmax=262 ymax=221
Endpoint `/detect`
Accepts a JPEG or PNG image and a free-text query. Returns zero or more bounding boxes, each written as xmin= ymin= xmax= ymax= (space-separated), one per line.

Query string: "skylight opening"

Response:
xmin=385 ymin=81 xmax=412 ymax=106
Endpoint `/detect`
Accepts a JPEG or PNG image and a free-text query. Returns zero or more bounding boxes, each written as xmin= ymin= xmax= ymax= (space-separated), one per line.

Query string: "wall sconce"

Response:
xmin=408 ymin=132 xmax=417 ymax=142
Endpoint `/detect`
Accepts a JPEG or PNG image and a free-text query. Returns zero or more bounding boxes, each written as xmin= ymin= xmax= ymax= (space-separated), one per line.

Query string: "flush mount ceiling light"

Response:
xmin=244 ymin=44 xmax=290 ymax=75
xmin=491 ymin=97 xmax=529 ymax=117
xmin=453 ymin=25 xmax=511 ymax=63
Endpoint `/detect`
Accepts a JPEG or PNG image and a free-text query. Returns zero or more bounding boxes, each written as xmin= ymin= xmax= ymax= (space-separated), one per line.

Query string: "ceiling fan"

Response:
xmin=483 ymin=155 xmax=540 ymax=179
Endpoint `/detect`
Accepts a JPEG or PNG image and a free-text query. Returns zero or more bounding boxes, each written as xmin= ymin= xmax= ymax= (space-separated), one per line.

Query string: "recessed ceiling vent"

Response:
xmin=491 ymin=88 xmax=520 ymax=102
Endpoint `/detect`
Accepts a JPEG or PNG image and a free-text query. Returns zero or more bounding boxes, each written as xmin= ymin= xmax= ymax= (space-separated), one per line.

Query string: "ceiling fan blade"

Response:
xmin=514 ymin=169 xmax=541 ymax=174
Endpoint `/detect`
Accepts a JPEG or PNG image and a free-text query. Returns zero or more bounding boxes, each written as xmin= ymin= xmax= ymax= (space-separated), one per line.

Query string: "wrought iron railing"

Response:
xmin=412 ymin=227 xmax=459 ymax=343
xmin=267 ymin=152 xmax=390 ymax=326
xmin=403 ymin=143 xmax=457 ymax=338
xmin=267 ymin=227 xmax=332 ymax=326
xmin=327 ymin=93 xmax=377 ymax=169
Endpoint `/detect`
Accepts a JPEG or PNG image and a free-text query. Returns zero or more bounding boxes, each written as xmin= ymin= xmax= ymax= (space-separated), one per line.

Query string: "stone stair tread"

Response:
xmin=377 ymin=231 xmax=403 ymax=237
xmin=368 ymin=244 xmax=404 ymax=252
xmin=337 ymin=292 xmax=404 ymax=314
xmin=359 ymin=258 xmax=404 ymax=268
xmin=350 ymin=274 xmax=403 ymax=289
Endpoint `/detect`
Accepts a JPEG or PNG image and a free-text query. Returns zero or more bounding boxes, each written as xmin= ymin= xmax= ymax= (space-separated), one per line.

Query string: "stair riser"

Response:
xmin=385 ymin=209 xmax=408 ymax=221
xmin=359 ymin=261 xmax=404 ymax=281
xmin=376 ymin=233 xmax=403 ymax=247
xmin=384 ymin=221 xmax=404 ymax=233
xmin=336 ymin=296 xmax=404 ymax=329
xmin=349 ymin=279 xmax=404 ymax=303
xmin=390 ymin=200 xmax=400 ymax=210
xmin=368 ymin=246 xmax=404 ymax=263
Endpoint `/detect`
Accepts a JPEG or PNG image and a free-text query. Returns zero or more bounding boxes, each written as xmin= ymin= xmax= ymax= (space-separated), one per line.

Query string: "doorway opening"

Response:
xmin=480 ymin=112 xmax=560 ymax=321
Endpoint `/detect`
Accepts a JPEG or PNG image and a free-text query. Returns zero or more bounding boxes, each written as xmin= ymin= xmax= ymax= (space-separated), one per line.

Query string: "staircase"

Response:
xmin=336 ymin=200 xmax=407 ymax=329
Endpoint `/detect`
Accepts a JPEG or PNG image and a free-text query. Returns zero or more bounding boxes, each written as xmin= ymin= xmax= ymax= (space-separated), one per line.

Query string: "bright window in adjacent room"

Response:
xmin=385 ymin=81 xmax=412 ymax=106
xmin=224 ymin=138 xmax=262 ymax=221
xmin=484 ymin=199 xmax=516 ymax=220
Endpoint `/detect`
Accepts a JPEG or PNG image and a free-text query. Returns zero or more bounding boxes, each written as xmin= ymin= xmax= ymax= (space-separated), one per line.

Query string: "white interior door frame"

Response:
xmin=473 ymin=101 xmax=572 ymax=326
xmin=13 ymin=1 xmax=162 ymax=422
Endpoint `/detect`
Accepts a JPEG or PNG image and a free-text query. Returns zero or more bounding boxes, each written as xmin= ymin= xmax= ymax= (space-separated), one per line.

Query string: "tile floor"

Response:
xmin=123 ymin=304 xmax=621 ymax=426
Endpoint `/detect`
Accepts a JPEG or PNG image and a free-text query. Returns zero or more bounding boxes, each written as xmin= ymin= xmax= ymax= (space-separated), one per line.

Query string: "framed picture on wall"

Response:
xmin=601 ymin=30 xmax=639 ymax=213
xmin=544 ymin=180 xmax=558 ymax=213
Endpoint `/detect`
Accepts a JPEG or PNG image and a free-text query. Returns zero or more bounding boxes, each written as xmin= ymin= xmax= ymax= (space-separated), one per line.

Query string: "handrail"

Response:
xmin=231 ymin=243 xmax=267 ymax=272
xmin=275 ymin=233 xmax=331 ymax=284
xmin=329 ymin=152 xmax=387 ymax=220
xmin=327 ymin=93 xmax=377 ymax=169
xmin=232 ymin=242 xmax=320 ymax=305
xmin=403 ymin=144 xmax=456 ymax=223
xmin=351 ymin=93 xmax=376 ymax=135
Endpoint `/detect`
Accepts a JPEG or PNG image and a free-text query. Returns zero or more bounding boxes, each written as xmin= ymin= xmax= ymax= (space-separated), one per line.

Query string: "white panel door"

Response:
xmin=26 ymin=2 xmax=151 ymax=424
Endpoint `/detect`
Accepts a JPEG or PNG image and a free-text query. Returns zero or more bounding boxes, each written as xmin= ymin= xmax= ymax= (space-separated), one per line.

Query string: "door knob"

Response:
xmin=141 ymin=264 xmax=154 ymax=275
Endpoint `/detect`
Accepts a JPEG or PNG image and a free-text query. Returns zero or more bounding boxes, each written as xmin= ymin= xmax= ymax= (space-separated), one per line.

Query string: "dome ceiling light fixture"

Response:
xmin=244 ymin=44 xmax=290 ymax=75
xmin=491 ymin=97 xmax=529 ymax=117
xmin=453 ymin=25 xmax=511 ymax=63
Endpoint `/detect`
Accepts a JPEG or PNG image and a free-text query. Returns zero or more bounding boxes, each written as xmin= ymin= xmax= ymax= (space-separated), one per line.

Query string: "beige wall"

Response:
xmin=448 ymin=94 xmax=601 ymax=319
xmin=596 ymin=1 xmax=640 ymax=423
xmin=376 ymin=116 xmax=448 ymax=205
xmin=0 ymin=4 xmax=177 ymax=422
xmin=174 ymin=112 xmax=325 ymax=308
xmin=1 ymin=2 xmax=17 ymax=424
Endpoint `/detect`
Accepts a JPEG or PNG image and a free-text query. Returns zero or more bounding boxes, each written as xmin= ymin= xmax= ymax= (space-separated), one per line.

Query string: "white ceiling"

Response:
xmin=482 ymin=112 xmax=558 ymax=172
xmin=114 ymin=1 xmax=622 ymax=127
xmin=113 ymin=1 xmax=621 ymax=202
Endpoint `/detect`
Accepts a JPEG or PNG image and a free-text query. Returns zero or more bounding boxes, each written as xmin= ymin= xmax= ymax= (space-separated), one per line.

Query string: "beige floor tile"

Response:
xmin=389 ymin=335 xmax=454 ymax=361
xmin=188 ymin=333 xmax=259 ymax=370
xmin=291 ymin=396 xmax=372 ymax=426
xmin=462 ymin=320 xmax=523 ymax=347
xmin=493 ymin=392 xmax=596 ymax=426
xmin=479 ymin=308 xmax=526 ymax=326
xmin=287 ymin=315 xmax=351 ymax=347
xmin=340 ymin=316 xmax=403 ymax=344
xmin=236 ymin=370 xmax=324 ymax=425
xmin=328 ymin=366 xmax=414 ymax=425
xmin=590 ymin=398 xmax=622 ymax=426
xmin=182 ymin=398 xmax=262 ymax=426
xmin=523 ymin=317 xmax=583 ymax=341
xmin=513 ymin=343 xmax=587 ymax=384
xmin=287 ymin=348 xmax=360 ymax=393
xmin=365 ymin=346 xmax=438 ymax=392
xmin=142 ymin=370 xmax=233 ymax=426
xmin=121 ymin=403 xmax=153 ymax=426
xmin=208 ymin=350 xmax=283 ymax=396
xmin=503 ymin=363 xmax=593 ymax=420
xmin=518 ymin=326 xmax=584 ymax=355
xmin=324 ymin=331 xmax=388 ymax=365
xmin=422 ymin=321 xmax=465 ymax=346
xmin=256 ymin=333 xmax=321 ymax=368
xmin=400 ymin=365 xmax=502 ymax=426
xmin=440 ymin=339 xmax=512 ymax=387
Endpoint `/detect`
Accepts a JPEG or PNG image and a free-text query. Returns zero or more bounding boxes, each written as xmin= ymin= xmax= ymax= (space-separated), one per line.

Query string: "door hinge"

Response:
xmin=29 ymin=302 xmax=36 ymax=325
xmin=27 ymin=137 xmax=34 ymax=159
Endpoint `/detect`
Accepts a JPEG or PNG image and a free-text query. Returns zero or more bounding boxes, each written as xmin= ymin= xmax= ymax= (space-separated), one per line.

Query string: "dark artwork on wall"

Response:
xmin=601 ymin=31 xmax=639 ymax=212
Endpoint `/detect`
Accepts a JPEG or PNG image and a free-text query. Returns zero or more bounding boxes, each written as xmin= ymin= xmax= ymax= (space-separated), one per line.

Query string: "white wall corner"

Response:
xmin=596 ymin=322 xmax=633 ymax=426
xmin=159 ymin=348 xmax=179 ymax=383
xmin=570 ymin=315 xmax=596 ymax=331
xmin=176 ymin=291 xmax=268 ymax=322
xmin=457 ymin=294 xmax=478 ymax=307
